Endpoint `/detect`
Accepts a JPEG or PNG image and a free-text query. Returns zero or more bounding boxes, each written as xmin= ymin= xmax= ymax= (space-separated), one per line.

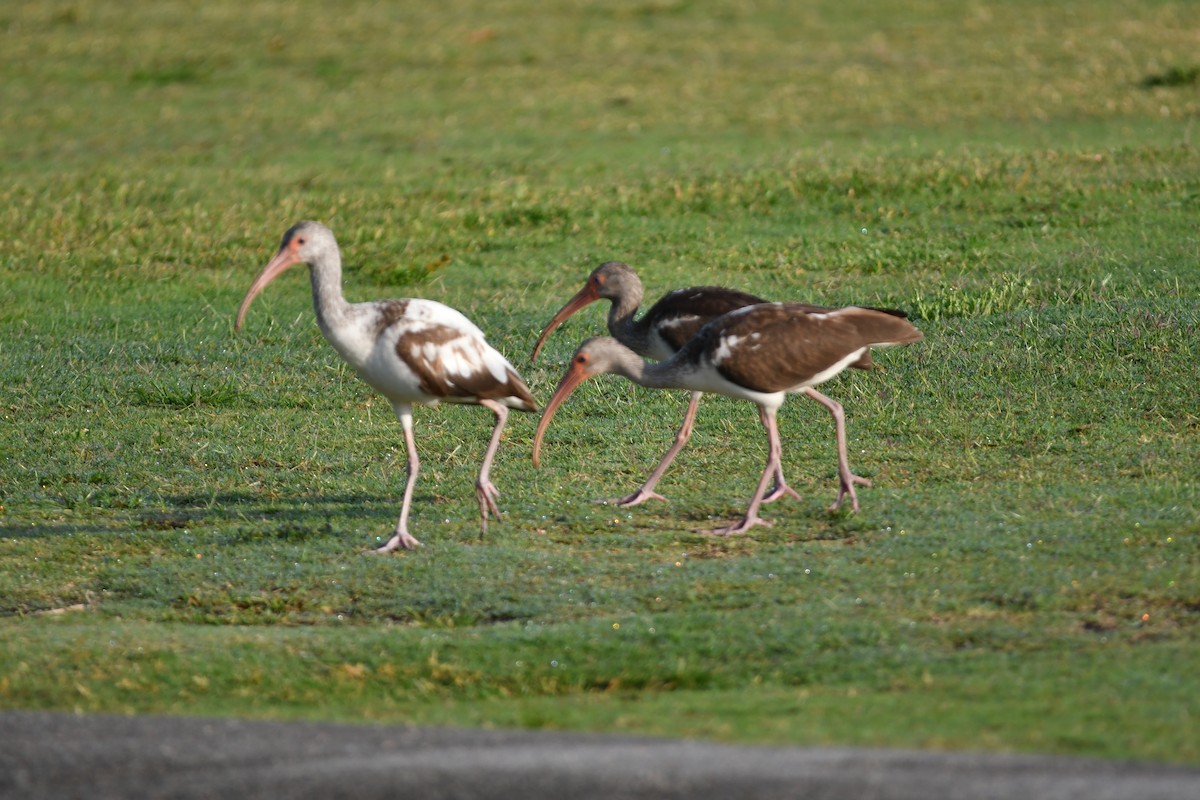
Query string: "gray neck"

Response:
xmin=606 ymin=281 xmax=652 ymax=354
xmin=605 ymin=342 xmax=681 ymax=392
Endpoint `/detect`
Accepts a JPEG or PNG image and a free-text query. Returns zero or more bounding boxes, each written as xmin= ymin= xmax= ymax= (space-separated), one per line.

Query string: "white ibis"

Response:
xmin=533 ymin=302 xmax=923 ymax=535
xmin=235 ymin=221 xmax=537 ymax=552
xmin=531 ymin=261 xmax=873 ymax=512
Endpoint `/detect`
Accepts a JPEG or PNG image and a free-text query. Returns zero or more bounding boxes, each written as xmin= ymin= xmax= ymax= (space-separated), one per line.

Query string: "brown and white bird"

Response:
xmin=235 ymin=221 xmax=537 ymax=552
xmin=531 ymin=261 xmax=873 ymax=511
xmin=533 ymin=302 xmax=922 ymax=535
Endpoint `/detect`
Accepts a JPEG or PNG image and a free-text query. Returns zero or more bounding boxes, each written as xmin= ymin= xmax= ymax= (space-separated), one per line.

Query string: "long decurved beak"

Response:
xmin=532 ymin=359 xmax=594 ymax=467
xmin=234 ymin=244 xmax=302 ymax=332
xmin=530 ymin=283 xmax=600 ymax=361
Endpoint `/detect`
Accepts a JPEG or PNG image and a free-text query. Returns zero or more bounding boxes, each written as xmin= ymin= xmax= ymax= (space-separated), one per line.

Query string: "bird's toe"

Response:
xmin=597 ymin=489 xmax=669 ymax=507
xmin=711 ymin=516 xmax=771 ymax=536
xmin=372 ymin=530 xmax=423 ymax=553
xmin=762 ymin=483 xmax=802 ymax=504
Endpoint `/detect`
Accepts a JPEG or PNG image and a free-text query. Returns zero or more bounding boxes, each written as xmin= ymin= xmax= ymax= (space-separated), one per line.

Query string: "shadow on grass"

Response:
xmin=0 ymin=521 xmax=125 ymax=540
xmin=0 ymin=492 xmax=425 ymax=540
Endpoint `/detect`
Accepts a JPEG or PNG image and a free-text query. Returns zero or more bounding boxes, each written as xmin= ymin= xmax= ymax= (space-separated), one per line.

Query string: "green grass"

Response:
xmin=1 ymin=0 xmax=1198 ymax=765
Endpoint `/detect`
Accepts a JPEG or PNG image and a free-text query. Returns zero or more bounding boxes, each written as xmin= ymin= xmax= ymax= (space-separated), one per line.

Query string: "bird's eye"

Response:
xmin=297 ymin=237 xmax=306 ymax=245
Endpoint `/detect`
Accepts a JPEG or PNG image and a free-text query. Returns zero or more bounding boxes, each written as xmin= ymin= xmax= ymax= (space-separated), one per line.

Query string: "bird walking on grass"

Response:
xmin=236 ymin=221 xmax=537 ymax=552
xmin=533 ymin=302 xmax=922 ymax=535
xmin=532 ymin=261 xmax=881 ymax=511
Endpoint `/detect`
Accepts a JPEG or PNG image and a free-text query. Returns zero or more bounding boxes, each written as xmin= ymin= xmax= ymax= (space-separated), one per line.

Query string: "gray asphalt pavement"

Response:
xmin=2 ymin=710 xmax=1197 ymax=799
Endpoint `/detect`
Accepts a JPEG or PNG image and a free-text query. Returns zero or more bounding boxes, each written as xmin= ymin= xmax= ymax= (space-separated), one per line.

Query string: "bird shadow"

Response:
xmin=0 ymin=491 xmax=418 ymax=541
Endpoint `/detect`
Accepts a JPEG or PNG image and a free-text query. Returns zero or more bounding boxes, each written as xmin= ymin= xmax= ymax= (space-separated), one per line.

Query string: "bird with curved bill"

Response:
xmin=533 ymin=302 xmax=922 ymax=535
xmin=235 ymin=221 xmax=537 ymax=552
xmin=532 ymin=261 xmax=885 ymax=511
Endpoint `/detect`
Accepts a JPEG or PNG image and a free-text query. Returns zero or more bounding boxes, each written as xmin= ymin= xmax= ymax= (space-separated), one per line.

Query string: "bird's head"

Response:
xmin=529 ymin=261 xmax=639 ymax=361
xmin=587 ymin=261 xmax=644 ymax=304
xmin=532 ymin=337 xmax=625 ymax=467
xmin=234 ymin=221 xmax=336 ymax=332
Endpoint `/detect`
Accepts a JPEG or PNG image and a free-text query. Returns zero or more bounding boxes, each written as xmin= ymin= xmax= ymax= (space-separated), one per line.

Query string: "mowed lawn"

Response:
xmin=1 ymin=0 xmax=1198 ymax=764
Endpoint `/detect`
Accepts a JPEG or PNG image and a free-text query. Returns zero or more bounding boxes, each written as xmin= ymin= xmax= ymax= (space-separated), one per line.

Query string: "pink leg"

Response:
xmin=374 ymin=405 xmax=423 ymax=552
xmin=475 ymin=399 xmax=509 ymax=536
xmin=762 ymin=461 xmax=800 ymax=503
xmin=712 ymin=405 xmax=781 ymax=536
xmin=803 ymin=388 xmax=872 ymax=512
xmin=761 ymin=413 xmax=801 ymax=507
xmin=604 ymin=391 xmax=701 ymax=507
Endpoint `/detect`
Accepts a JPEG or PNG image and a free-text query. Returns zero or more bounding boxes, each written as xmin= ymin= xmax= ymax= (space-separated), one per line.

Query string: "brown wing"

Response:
xmin=397 ymin=324 xmax=537 ymax=411
xmin=690 ymin=303 xmax=922 ymax=394
xmin=643 ymin=286 xmax=768 ymax=351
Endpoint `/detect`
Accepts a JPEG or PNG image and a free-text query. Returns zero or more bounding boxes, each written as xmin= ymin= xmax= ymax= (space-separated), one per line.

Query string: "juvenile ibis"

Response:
xmin=531 ymin=261 xmax=873 ymax=511
xmin=533 ymin=302 xmax=922 ymax=535
xmin=235 ymin=221 xmax=537 ymax=552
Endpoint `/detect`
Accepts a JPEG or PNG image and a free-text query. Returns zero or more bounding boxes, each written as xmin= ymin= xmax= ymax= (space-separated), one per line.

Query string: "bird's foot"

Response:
xmin=710 ymin=515 xmax=772 ymax=536
xmin=372 ymin=530 xmax=422 ymax=553
xmin=761 ymin=481 xmax=801 ymax=504
xmin=828 ymin=475 xmax=872 ymax=513
xmin=476 ymin=479 xmax=503 ymax=534
xmin=593 ymin=488 xmax=668 ymax=508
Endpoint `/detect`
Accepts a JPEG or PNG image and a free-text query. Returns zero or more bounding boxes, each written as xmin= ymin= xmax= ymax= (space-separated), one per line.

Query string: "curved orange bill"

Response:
xmin=531 ymin=359 xmax=594 ymax=467
xmin=234 ymin=243 xmax=302 ymax=332
xmin=529 ymin=283 xmax=600 ymax=361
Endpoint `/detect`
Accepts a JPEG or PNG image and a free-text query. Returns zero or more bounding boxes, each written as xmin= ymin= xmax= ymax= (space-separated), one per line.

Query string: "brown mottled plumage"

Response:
xmin=236 ymin=221 xmax=536 ymax=552
xmin=534 ymin=303 xmax=922 ymax=535
xmin=697 ymin=304 xmax=919 ymax=393
xmin=531 ymin=261 xmax=907 ymax=510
